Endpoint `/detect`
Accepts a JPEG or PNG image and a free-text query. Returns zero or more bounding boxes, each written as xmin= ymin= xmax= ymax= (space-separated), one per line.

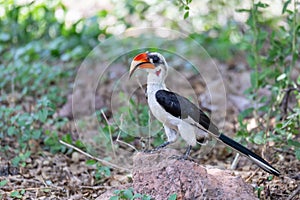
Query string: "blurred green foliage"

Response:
xmin=86 ymin=159 xmax=111 ymax=183
xmin=0 ymin=0 xmax=104 ymax=163
xmin=0 ymin=0 xmax=103 ymax=100
xmin=234 ymin=0 xmax=300 ymax=159
xmin=110 ymin=187 xmax=152 ymax=200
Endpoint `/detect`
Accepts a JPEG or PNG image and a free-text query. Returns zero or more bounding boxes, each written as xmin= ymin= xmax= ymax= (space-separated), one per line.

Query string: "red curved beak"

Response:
xmin=129 ymin=52 xmax=155 ymax=78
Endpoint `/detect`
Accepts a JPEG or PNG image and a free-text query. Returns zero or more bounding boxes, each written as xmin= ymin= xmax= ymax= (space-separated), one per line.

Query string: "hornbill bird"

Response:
xmin=129 ymin=52 xmax=280 ymax=176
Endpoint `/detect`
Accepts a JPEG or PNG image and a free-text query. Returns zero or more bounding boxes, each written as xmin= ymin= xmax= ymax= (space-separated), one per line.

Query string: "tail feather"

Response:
xmin=219 ymin=134 xmax=280 ymax=176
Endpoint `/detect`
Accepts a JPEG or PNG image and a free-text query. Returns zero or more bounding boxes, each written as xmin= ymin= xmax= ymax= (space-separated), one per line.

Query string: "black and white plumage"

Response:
xmin=129 ymin=52 xmax=280 ymax=176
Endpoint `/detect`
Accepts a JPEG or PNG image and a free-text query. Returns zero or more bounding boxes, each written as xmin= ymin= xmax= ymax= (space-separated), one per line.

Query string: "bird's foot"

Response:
xmin=168 ymin=154 xmax=194 ymax=162
xmin=143 ymin=141 xmax=171 ymax=153
xmin=168 ymin=145 xmax=193 ymax=161
xmin=143 ymin=149 xmax=157 ymax=153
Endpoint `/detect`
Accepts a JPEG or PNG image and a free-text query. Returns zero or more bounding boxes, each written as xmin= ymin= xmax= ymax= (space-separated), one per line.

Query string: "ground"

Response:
xmin=1 ymin=56 xmax=299 ymax=200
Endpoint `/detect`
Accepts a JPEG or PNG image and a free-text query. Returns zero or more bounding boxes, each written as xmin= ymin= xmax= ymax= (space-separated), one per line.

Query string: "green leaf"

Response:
xmin=10 ymin=191 xmax=22 ymax=198
xmin=86 ymin=159 xmax=97 ymax=166
xmin=256 ymin=186 xmax=264 ymax=198
xmin=75 ymin=140 xmax=85 ymax=149
xmin=239 ymin=107 xmax=254 ymax=119
xmin=133 ymin=193 xmax=143 ymax=198
xmin=8 ymin=126 xmax=16 ymax=136
xmin=123 ymin=188 xmax=133 ymax=199
xmin=98 ymin=10 xmax=108 ymax=18
xmin=184 ymin=11 xmax=189 ymax=19
xmin=42 ymin=188 xmax=51 ymax=192
xmin=258 ymin=104 xmax=269 ymax=112
xmin=236 ymin=8 xmax=251 ymax=13
xmin=38 ymin=109 xmax=48 ymax=123
xmin=20 ymin=151 xmax=31 ymax=161
xmin=62 ymin=133 xmax=72 ymax=144
xmin=109 ymin=196 xmax=119 ymax=200
xmin=250 ymin=72 xmax=258 ymax=89
xmin=276 ymin=123 xmax=283 ymax=129
xmin=267 ymin=175 xmax=274 ymax=181
xmin=246 ymin=55 xmax=255 ymax=69
xmin=100 ymin=166 xmax=111 ymax=177
xmin=32 ymin=129 xmax=42 ymax=139
xmin=256 ymin=2 xmax=269 ymax=8
xmin=142 ymin=195 xmax=152 ymax=200
xmin=113 ymin=189 xmax=121 ymax=195
xmin=0 ymin=180 xmax=8 ymax=186
xmin=168 ymin=193 xmax=177 ymax=200
xmin=287 ymin=139 xmax=300 ymax=148
xmin=295 ymin=24 xmax=300 ymax=35
xmin=11 ymin=156 xmax=21 ymax=167
xmin=253 ymin=131 xmax=265 ymax=145
xmin=282 ymin=0 xmax=291 ymax=14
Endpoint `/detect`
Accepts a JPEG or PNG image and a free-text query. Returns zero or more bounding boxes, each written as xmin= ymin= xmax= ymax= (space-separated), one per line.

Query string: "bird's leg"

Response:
xmin=155 ymin=141 xmax=172 ymax=149
xmin=183 ymin=145 xmax=192 ymax=159
xmin=144 ymin=125 xmax=177 ymax=153
xmin=144 ymin=141 xmax=171 ymax=153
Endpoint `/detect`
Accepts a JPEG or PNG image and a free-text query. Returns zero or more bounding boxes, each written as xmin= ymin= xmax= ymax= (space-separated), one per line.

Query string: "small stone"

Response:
xmin=42 ymin=160 xmax=50 ymax=166
xmin=71 ymin=152 xmax=80 ymax=163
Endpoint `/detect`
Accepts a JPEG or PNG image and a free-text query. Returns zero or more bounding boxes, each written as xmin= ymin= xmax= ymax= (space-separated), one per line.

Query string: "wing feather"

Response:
xmin=155 ymin=90 xmax=219 ymax=136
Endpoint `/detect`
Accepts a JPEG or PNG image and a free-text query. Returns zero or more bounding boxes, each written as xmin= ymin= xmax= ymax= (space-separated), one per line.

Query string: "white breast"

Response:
xmin=147 ymin=85 xmax=180 ymax=129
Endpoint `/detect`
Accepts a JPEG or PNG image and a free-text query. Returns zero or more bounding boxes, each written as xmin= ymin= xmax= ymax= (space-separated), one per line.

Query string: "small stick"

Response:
xmin=2 ymin=186 xmax=60 ymax=192
xmin=79 ymin=185 xmax=112 ymax=190
xmin=117 ymin=114 xmax=138 ymax=151
xmin=59 ymin=140 xmax=130 ymax=172
xmin=287 ymin=184 xmax=300 ymax=200
xmin=116 ymin=131 xmax=138 ymax=152
xmin=245 ymin=168 xmax=260 ymax=182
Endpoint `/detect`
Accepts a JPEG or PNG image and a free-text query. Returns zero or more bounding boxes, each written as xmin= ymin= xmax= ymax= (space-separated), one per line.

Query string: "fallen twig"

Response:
xmin=59 ymin=140 xmax=130 ymax=172
xmin=79 ymin=185 xmax=112 ymax=190
xmin=287 ymin=184 xmax=300 ymax=200
xmin=2 ymin=186 xmax=60 ymax=192
xmin=116 ymin=130 xmax=138 ymax=152
xmin=245 ymin=168 xmax=260 ymax=182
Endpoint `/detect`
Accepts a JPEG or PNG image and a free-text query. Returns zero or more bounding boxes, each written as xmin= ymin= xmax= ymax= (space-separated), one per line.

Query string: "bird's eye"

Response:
xmin=151 ymin=55 xmax=160 ymax=63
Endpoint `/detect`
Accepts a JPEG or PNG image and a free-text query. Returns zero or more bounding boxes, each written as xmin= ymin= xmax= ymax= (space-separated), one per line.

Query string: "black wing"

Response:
xmin=155 ymin=89 xmax=219 ymax=136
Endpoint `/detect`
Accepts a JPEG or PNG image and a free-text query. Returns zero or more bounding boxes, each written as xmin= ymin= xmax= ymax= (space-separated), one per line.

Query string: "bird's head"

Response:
xmin=129 ymin=52 xmax=168 ymax=79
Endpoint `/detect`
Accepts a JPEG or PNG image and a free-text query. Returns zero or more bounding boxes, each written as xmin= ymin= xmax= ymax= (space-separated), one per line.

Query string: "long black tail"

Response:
xmin=219 ymin=134 xmax=280 ymax=176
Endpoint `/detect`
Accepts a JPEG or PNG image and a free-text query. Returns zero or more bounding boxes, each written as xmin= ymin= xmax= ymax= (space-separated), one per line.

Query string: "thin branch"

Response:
xmin=13 ymin=187 xmax=57 ymax=191
xmin=79 ymin=185 xmax=112 ymax=190
xmin=116 ymin=131 xmax=138 ymax=152
xmin=280 ymin=87 xmax=300 ymax=116
xmin=245 ymin=168 xmax=260 ymax=182
xmin=59 ymin=140 xmax=130 ymax=172
xmin=117 ymin=114 xmax=138 ymax=151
